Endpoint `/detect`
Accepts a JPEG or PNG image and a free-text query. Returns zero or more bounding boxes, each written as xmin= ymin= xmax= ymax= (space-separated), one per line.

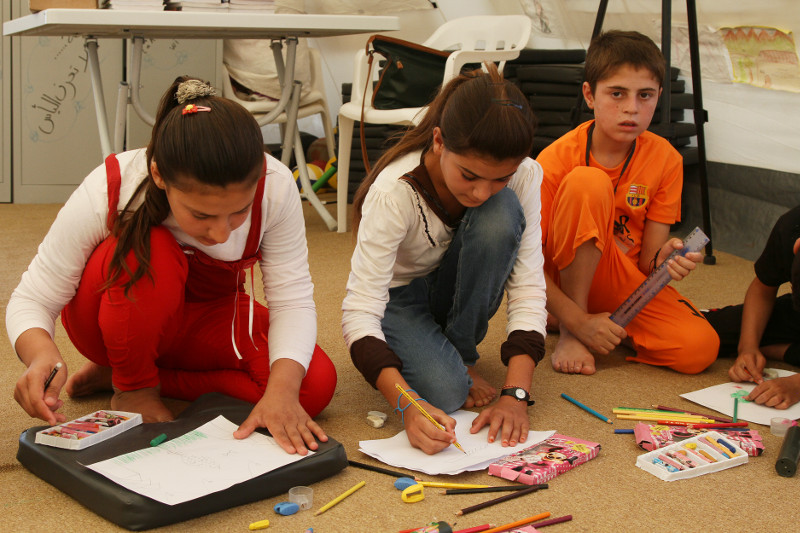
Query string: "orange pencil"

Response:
xmin=481 ymin=512 xmax=551 ymax=533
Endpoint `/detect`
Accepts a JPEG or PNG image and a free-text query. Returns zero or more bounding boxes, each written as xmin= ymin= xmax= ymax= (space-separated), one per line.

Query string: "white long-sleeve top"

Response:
xmin=6 ymin=148 xmax=318 ymax=370
xmin=342 ymin=150 xmax=548 ymax=349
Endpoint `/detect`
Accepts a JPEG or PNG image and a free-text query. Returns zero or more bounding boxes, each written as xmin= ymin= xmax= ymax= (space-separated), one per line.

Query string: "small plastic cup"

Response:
xmin=289 ymin=486 xmax=313 ymax=510
xmin=771 ymin=417 xmax=796 ymax=437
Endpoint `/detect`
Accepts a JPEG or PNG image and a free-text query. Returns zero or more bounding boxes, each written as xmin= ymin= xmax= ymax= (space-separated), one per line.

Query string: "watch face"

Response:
xmin=514 ymin=388 xmax=526 ymax=400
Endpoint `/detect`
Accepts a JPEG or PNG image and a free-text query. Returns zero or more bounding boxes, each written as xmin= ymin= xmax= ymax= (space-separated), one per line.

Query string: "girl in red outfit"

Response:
xmin=8 ymin=77 xmax=336 ymax=455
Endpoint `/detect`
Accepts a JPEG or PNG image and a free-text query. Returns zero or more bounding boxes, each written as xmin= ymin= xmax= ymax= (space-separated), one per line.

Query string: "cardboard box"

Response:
xmin=29 ymin=1 xmax=98 ymax=13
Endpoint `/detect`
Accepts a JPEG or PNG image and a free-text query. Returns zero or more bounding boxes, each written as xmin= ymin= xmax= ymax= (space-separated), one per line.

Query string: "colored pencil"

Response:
xmin=532 ymin=515 xmax=573 ymax=528
xmin=733 ymin=397 xmax=739 ymax=422
xmin=348 ymin=460 xmax=408 ymax=478
xmin=561 ymin=393 xmax=612 ymax=424
xmin=480 ymin=512 xmax=551 ymax=533
xmin=454 ymin=484 xmax=546 ymax=516
xmin=396 ymin=383 xmax=466 ymax=453
xmin=453 ymin=526 xmax=493 ymax=533
xmin=442 ymin=484 xmax=547 ymax=495
xmin=313 ymin=481 xmax=365 ymax=516
xmin=690 ymin=422 xmax=749 ymax=429
xmin=651 ymin=404 xmax=733 ymax=423
xmin=416 ymin=481 xmax=491 ymax=489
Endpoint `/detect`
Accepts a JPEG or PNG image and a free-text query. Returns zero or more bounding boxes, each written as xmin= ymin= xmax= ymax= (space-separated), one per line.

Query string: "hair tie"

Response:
xmin=175 ymin=79 xmax=217 ymax=104
xmin=492 ymin=98 xmax=523 ymax=110
xmin=182 ymin=104 xmax=212 ymax=115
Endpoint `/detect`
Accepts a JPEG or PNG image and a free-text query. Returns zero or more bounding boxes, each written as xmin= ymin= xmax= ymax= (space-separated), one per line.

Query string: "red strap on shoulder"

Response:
xmin=104 ymin=154 xmax=122 ymax=232
xmin=242 ymin=158 xmax=267 ymax=258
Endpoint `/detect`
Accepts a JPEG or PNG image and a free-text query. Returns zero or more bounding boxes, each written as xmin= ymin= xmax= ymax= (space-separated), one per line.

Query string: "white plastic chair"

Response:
xmin=222 ymin=47 xmax=337 ymax=163
xmin=335 ymin=15 xmax=532 ymax=232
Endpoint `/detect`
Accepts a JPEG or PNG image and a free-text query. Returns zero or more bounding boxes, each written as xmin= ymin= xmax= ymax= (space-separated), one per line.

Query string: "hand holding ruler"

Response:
xmin=609 ymin=227 xmax=710 ymax=327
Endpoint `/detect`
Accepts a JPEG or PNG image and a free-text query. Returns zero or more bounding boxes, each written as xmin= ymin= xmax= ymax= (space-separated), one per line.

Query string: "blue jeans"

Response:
xmin=381 ymin=188 xmax=525 ymax=413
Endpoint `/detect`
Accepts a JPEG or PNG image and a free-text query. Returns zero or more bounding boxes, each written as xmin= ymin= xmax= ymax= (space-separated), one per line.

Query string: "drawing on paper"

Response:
xmin=719 ymin=26 xmax=800 ymax=93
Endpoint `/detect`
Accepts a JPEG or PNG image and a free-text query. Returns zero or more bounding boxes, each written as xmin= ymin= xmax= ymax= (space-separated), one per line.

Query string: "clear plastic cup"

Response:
xmin=289 ymin=486 xmax=313 ymax=510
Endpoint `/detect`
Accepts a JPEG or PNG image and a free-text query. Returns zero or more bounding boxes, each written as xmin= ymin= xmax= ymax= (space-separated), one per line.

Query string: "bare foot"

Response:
xmin=463 ymin=367 xmax=497 ymax=408
xmin=551 ymin=332 xmax=596 ymax=375
xmin=111 ymin=387 xmax=174 ymax=423
xmin=65 ymin=361 xmax=113 ymax=397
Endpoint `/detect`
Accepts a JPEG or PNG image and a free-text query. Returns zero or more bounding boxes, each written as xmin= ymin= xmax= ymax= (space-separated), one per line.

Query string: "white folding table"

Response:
xmin=4 ymin=8 xmax=399 ymax=230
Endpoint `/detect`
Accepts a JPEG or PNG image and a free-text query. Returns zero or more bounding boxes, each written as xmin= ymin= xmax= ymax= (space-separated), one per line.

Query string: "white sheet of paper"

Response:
xmin=358 ymin=410 xmax=555 ymax=475
xmin=680 ymin=368 xmax=800 ymax=425
xmin=86 ymin=415 xmax=312 ymax=505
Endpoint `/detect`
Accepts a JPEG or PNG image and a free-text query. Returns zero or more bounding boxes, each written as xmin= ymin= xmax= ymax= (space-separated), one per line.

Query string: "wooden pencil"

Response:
xmin=442 ymin=484 xmax=548 ymax=495
xmin=454 ymin=483 xmax=545 ymax=516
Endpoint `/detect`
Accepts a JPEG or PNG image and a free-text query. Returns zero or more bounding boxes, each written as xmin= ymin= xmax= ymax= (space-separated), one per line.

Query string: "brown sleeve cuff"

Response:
xmin=350 ymin=336 xmax=403 ymax=389
xmin=501 ymin=330 xmax=545 ymax=366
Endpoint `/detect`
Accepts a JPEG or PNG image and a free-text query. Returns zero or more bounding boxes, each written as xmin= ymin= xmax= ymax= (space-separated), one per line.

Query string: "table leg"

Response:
xmin=84 ymin=38 xmax=112 ymax=158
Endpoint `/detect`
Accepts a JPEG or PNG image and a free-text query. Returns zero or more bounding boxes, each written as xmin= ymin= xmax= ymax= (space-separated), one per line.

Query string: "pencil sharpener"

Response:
xmin=401 ymin=483 xmax=425 ymax=503
xmin=273 ymin=501 xmax=299 ymax=516
xmin=289 ymin=485 xmax=313 ymax=510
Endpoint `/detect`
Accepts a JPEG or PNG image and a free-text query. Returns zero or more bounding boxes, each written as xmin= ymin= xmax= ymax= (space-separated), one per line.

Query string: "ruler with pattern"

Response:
xmin=610 ymin=227 xmax=710 ymax=327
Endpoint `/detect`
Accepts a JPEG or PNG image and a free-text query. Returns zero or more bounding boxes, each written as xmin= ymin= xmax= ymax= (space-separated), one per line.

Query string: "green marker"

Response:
xmin=150 ymin=433 xmax=167 ymax=447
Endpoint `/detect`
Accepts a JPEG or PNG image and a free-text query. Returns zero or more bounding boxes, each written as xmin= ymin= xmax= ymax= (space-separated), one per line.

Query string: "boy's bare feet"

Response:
xmin=65 ymin=361 xmax=113 ymax=397
xmin=551 ymin=331 xmax=596 ymax=375
xmin=463 ymin=367 xmax=497 ymax=408
xmin=111 ymin=386 xmax=174 ymax=423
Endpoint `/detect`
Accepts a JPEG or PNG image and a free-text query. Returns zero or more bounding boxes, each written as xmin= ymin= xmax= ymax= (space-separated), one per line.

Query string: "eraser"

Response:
xmin=367 ymin=410 xmax=388 ymax=421
xmin=394 ymin=477 xmax=417 ymax=490
xmin=273 ymin=501 xmax=299 ymax=516
xmin=366 ymin=415 xmax=385 ymax=428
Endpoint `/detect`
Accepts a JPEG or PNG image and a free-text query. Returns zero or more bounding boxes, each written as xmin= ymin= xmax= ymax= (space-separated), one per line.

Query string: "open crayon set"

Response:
xmin=636 ymin=430 xmax=748 ymax=481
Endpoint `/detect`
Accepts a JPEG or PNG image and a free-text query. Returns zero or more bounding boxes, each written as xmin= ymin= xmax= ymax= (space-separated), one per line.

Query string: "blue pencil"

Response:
xmin=561 ymin=393 xmax=613 ymax=424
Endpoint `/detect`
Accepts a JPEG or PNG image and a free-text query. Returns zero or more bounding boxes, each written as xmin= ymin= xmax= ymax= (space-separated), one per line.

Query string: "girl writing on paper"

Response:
xmin=7 ymin=76 xmax=336 ymax=455
xmin=342 ymin=65 xmax=547 ymax=454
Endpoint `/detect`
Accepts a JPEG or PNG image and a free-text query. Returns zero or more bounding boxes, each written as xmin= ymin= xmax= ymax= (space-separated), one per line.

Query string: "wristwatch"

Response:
xmin=500 ymin=387 xmax=535 ymax=406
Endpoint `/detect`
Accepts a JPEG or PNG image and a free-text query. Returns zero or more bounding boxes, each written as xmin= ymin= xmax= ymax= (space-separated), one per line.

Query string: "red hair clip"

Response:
xmin=182 ymin=104 xmax=211 ymax=115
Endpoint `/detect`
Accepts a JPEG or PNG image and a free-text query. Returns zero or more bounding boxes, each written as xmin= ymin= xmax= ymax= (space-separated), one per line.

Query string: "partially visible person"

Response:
xmin=706 ymin=206 xmax=800 ymax=409
xmin=7 ymin=76 xmax=336 ymax=455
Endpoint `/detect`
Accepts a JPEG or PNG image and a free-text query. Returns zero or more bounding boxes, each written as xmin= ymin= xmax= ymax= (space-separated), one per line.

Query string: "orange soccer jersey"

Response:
xmin=536 ymin=120 xmax=718 ymax=374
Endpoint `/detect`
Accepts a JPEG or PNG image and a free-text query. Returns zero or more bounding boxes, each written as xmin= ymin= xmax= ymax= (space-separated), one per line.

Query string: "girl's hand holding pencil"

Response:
xmin=395 ymin=384 xmax=461 ymax=455
xmin=13 ymin=332 xmax=68 ymax=426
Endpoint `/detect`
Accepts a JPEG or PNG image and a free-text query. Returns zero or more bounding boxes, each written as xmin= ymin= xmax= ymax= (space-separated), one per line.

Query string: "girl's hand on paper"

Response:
xmin=729 ymin=350 xmax=766 ymax=384
xmin=470 ymin=395 xmax=529 ymax=447
xmin=233 ymin=360 xmax=327 ymax=455
xmin=746 ymin=374 xmax=800 ymax=410
xmin=405 ymin=406 xmax=457 ymax=455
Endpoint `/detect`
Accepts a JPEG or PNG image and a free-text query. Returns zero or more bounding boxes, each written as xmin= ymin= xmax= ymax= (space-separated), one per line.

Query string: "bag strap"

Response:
xmin=360 ymin=36 xmax=381 ymax=174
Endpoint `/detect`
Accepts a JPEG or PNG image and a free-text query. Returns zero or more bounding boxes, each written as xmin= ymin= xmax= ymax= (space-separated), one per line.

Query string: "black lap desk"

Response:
xmin=17 ymin=393 xmax=348 ymax=531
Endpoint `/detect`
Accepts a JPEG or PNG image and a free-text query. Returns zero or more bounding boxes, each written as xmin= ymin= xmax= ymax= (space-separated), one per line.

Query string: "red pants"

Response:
xmin=61 ymin=227 xmax=336 ymax=417
xmin=544 ymin=167 xmax=718 ymax=374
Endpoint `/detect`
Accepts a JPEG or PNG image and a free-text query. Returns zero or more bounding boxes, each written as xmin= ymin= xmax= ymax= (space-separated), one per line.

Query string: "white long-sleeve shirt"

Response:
xmin=342 ymin=150 xmax=548 ymax=350
xmin=6 ymin=148 xmax=318 ymax=370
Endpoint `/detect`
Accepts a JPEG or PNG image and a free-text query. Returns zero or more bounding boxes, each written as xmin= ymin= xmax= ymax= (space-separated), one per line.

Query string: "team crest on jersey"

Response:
xmin=626 ymin=184 xmax=648 ymax=208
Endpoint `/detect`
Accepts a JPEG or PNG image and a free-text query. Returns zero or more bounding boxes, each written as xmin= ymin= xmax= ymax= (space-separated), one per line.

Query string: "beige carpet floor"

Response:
xmin=1 ymin=197 xmax=797 ymax=532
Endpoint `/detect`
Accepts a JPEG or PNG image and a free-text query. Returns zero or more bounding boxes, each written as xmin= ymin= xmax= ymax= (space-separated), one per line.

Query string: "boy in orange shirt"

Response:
xmin=536 ymin=30 xmax=719 ymax=375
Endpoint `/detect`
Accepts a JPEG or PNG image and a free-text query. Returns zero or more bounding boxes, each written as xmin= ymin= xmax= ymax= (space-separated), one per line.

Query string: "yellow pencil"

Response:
xmin=313 ymin=481 xmax=366 ymax=516
xmin=395 ymin=383 xmax=466 ymax=454
xmin=414 ymin=481 xmax=491 ymax=489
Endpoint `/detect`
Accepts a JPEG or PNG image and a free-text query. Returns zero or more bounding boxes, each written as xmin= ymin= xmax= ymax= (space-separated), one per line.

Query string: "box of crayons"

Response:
xmin=635 ymin=430 xmax=748 ymax=481
xmin=488 ymin=434 xmax=600 ymax=485
xmin=35 ymin=410 xmax=142 ymax=450
xmin=634 ymin=422 xmax=764 ymax=457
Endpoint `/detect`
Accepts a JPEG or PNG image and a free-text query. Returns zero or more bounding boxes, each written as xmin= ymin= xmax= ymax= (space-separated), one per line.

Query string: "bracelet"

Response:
xmin=649 ymin=249 xmax=660 ymax=274
xmin=394 ymin=388 xmax=428 ymax=424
